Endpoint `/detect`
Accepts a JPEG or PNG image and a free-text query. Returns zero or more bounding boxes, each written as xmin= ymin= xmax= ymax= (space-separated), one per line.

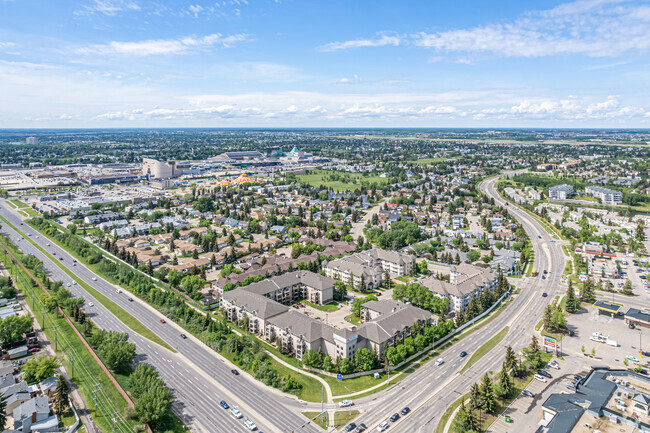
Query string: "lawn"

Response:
xmin=9 ymin=199 xmax=29 ymax=208
xmin=296 ymin=169 xmax=389 ymax=192
xmin=460 ymin=326 xmax=509 ymax=373
xmin=2 ymin=215 xmax=174 ymax=352
xmin=435 ymin=394 xmax=467 ymax=433
xmin=344 ymin=314 xmax=360 ymax=326
xmin=333 ymin=410 xmax=360 ymax=429
xmin=302 ymin=412 xmax=328 ymax=430
xmin=303 ymin=300 xmax=339 ymax=312
xmin=413 ymin=156 xmax=461 ymax=165
xmin=21 ymin=207 xmax=41 ymax=217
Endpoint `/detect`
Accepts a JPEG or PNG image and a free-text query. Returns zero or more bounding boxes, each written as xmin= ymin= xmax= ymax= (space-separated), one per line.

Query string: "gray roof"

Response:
xmin=358 ymin=305 xmax=435 ymax=344
xmin=267 ymin=311 xmax=336 ymax=344
xmin=0 ymin=381 xmax=28 ymax=398
xmin=421 ymin=263 xmax=496 ymax=298
xmin=221 ymin=290 xmax=287 ymax=320
xmin=362 ymin=299 xmax=410 ymax=315
xmin=243 ymin=271 xmax=334 ymax=296
xmin=13 ymin=396 xmax=49 ymax=421
xmin=6 ymin=391 xmax=30 ymax=407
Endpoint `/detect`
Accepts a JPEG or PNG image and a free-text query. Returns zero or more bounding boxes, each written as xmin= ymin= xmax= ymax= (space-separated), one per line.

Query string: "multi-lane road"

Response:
xmin=0 ymin=203 xmax=318 ymax=433
xmin=1 ymin=172 xmax=566 ymax=433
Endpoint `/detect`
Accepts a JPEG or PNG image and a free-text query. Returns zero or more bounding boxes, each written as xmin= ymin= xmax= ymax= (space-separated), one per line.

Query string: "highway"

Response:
xmin=325 ymin=174 xmax=568 ymax=432
xmin=0 ymin=202 xmax=318 ymax=433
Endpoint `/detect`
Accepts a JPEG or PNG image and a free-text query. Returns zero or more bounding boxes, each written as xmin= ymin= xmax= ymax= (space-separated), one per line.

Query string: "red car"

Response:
xmin=160 ymin=319 xmax=166 ymax=324
xmin=28 ymin=347 xmax=40 ymax=353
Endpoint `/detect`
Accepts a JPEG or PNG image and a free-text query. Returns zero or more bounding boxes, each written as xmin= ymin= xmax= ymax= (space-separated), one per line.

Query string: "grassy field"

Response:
xmin=21 ymin=207 xmax=41 ymax=217
xmin=296 ymin=169 xmax=389 ymax=192
xmin=413 ymin=156 xmax=461 ymax=165
xmin=9 ymin=199 xmax=28 ymax=208
xmin=302 ymin=300 xmax=339 ymax=312
xmin=1 ymin=215 xmax=174 ymax=352
xmin=333 ymin=410 xmax=360 ymax=429
xmin=302 ymin=412 xmax=328 ymax=430
xmin=460 ymin=326 xmax=509 ymax=374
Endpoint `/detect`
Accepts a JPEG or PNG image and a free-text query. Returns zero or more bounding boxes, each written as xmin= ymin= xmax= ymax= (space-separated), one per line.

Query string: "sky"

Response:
xmin=2 ymin=0 xmax=650 ymax=128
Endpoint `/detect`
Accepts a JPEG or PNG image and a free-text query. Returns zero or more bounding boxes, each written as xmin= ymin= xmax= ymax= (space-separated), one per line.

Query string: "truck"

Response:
xmin=532 ymin=268 xmax=538 ymax=277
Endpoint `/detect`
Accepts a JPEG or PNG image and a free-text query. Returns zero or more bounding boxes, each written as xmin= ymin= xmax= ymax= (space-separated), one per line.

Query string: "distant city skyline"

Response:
xmin=2 ymin=0 xmax=650 ymax=128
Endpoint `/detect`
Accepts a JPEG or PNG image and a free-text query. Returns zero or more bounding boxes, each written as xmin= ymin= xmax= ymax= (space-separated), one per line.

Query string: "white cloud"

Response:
xmin=318 ymin=32 xmax=402 ymax=52
xmin=78 ymin=0 xmax=141 ymax=16
xmin=76 ymin=33 xmax=252 ymax=56
xmin=413 ymin=0 xmax=650 ymax=58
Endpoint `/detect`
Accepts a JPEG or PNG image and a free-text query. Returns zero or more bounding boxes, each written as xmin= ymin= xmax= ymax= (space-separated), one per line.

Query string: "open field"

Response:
xmin=296 ymin=169 xmax=389 ymax=192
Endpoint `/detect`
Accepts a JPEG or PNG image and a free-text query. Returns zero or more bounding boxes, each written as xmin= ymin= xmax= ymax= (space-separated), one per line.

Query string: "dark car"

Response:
xmin=390 ymin=413 xmax=400 ymax=422
xmin=180 ymin=334 xmax=187 ymax=339
xmin=521 ymin=390 xmax=534 ymax=397
xmin=542 ymin=292 xmax=548 ymax=297
xmin=537 ymin=370 xmax=551 ymax=378
xmin=566 ymin=383 xmax=576 ymax=390
xmin=459 ymin=351 xmax=467 ymax=357
xmin=538 ymin=235 xmax=541 ymax=239
xmin=355 ymin=424 xmax=367 ymax=432
xmin=344 ymin=423 xmax=356 ymax=432
xmin=231 ymin=369 xmax=239 ymax=375
xmin=128 ymin=297 xmax=134 ymax=302
xmin=220 ymin=400 xmax=229 ymax=409
xmin=401 ymin=407 xmax=410 ymax=416
xmin=573 ymin=375 xmax=583 ymax=381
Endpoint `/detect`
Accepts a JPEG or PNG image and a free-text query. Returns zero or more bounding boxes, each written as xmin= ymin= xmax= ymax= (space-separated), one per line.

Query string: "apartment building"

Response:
xmin=322 ymin=248 xmax=414 ymax=290
xmin=421 ymin=263 xmax=497 ymax=313
xmin=549 ymin=184 xmax=574 ymax=200
xmin=585 ymin=185 xmax=623 ymax=204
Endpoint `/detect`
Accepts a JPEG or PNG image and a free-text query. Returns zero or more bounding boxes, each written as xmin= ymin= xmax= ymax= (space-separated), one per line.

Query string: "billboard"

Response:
xmin=543 ymin=335 xmax=557 ymax=351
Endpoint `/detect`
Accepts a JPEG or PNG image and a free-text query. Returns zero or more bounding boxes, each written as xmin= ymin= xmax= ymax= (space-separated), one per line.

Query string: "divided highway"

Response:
xmin=0 ymin=202 xmax=318 ymax=433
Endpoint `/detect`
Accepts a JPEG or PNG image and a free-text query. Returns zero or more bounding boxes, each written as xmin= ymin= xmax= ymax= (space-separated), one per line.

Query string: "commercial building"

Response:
xmin=142 ymin=158 xmax=180 ymax=179
xmin=585 ymin=185 xmax=623 ymax=204
xmin=549 ymin=184 xmax=574 ymax=200
xmin=421 ymin=263 xmax=497 ymax=313
xmin=540 ymin=368 xmax=650 ymax=433
xmin=25 ymin=137 xmax=38 ymax=145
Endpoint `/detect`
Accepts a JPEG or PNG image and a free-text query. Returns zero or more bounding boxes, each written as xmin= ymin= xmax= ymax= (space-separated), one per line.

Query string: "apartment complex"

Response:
xmin=221 ymin=274 xmax=436 ymax=360
xmin=322 ymin=248 xmax=415 ymax=290
xmin=420 ymin=263 xmax=498 ymax=313
xmin=548 ymin=184 xmax=574 ymax=200
xmin=585 ymin=185 xmax=623 ymax=204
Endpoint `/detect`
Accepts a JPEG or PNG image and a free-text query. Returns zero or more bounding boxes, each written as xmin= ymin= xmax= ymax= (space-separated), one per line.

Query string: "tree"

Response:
xmin=0 ymin=392 xmax=6 ymax=430
xmin=417 ymin=260 xmax=429 ymax=275
xmin=466 ymin=250 xmax=480 ymax=263
xmin=542 ymin=305 xmax=553 ymax=332
xmin=53 ymin=375 xmax=69 ymax=414
xmin=134 ymin=386 xmax=173 ymax=427
xmin=0 ymin=315 xmax=33 ymax=345
xmin=581 ymin=277 xmax=596 ymax=303
xmin=469 ymin=382 xmax=481 ymax=409
xmin=504 ymin=346 xmax=518 ymax=377
xmin=622 ymin=280 xmax=633 ymax=296
xmin=354 ymin=348 xmax=377 ymax=372
xmin=22 ymin=356 xmax=60 ymax=384
xmin=302 ymin=349 xmax=321 ymax=369
xmin=338 ymin=357 xmax=354 ymax=374
xmin=322 ymin=355 xmax=334 ymax=372
xmin=352 ymin=295 xmax=377 ymax=317
xmin=565 ymin=283 xmax=579 ymax=313
xmin=526 ymin=336 xmax=542 ymax=368
xmin=453 ymin=400 xmax=480 ymax=433
xmin=479 ymin=373 xmax=497 ymax=414
xmin=497 ymin=362 xmax=515 ymax=398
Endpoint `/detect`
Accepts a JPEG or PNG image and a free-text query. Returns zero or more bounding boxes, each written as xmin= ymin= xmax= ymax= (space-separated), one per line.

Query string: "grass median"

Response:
xmin=0 ymin=214 xmax=175 ymax=352
xmin=460 ymin=326 xmax=509 ymax=374
xmin=301 ymin=412 xmax=328 ymax=429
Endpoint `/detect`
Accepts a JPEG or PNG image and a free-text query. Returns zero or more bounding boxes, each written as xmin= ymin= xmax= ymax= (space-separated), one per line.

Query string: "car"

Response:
xmin=180 ymin=334 xmax=187 ymax=339
xmin=231 ymin=369 xmax=239 ymax=375
xmin=345 ymin=423 xmax=356 ymax=432
xmin=534 ymin=374 xmax=547 ymax=383
xmin=626 ymin=356 xmax=640 ymax=363
xmin=537 ymin=370 xmax=552 ymax=378
xmin=459 ymin=351 xmax=467 ymax=357
xmin=20 ymin=223 xmax=23 ymax=225
xmin=88 ymin=302 xmax=94 ymax=307
xmin=566 ymin=383 xmax=576 ymax=390
xmin=521 ymin=390 xmax=534 ymax=397
xmin=339 ymin=400 xmax=353 ymax=408
xmin=27 ymin=347 xmax=40 ymax=353
xmin=28 ymin=233 xmax=31 ymax=237
xmin=244 ymin=419 xmax=257 ymax=431
xmin=400 ymin=407 xmax=410 ymax=416
xmin=72 ymin=281 xmax=76 ymax=285
xmin=92 ymin=277 xmax=97 ymax=281
xmin=548 ymin=362 xmax=560 ymax=370
xmin=292 ymin=305 xmax=299 ymax=309
xmin=52 ymin=252 xmax=56 ymax=255
xmin=435 ymin=358 xmax=444 ymax=366
xmin=538 ymin=235 xmax=542 ymax=239
xmin=35 ymin=236 xmax=39 ymax=239
xmin=355 ymin=424 xmax=367 ymax=432
xmin=66 ymin=283 xmax=71 ymax=287
xmin=59 ymin=258 xmax=63 ymax=261
xmin=219 ymin=400 xmax=229 ymax=409
xmin=389 ymin=414 xmax=400 ymax=422
xmin=127 ymin=297 xmax=133 ymax=302
xmin=46 ymin=243 xmax=50 ymax=246
xmin=542 ymin=275 xmax=546 ymax=279
xmin=377 ymin=421 xmax=389 ymax=432
xmin=116 ymin=289 xmax=122 ymax=293
xmin=542 ymin=292 xmax=548 ymax=297
xmin=230 ymin=407 xmax=242 ymax=419
xmin=160 ymin=319 xmax=166 ymax=324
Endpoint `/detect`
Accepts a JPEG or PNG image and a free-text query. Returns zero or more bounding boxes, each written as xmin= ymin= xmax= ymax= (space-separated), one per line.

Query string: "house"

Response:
xmin=421 ymin=263 xmax=497 ymax=313
xmin=12 ymin=396 xmax=51 ymax=433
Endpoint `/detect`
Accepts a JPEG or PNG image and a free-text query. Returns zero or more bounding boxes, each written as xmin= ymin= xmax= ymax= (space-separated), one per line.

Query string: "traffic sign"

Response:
xmin=337 ymin=374 xmax=343 ymax=381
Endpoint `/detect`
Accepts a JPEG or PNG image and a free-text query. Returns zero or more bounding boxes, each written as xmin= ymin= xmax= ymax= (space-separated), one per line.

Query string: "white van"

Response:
xmin=534 ymin=374 xmax=547 ymax=383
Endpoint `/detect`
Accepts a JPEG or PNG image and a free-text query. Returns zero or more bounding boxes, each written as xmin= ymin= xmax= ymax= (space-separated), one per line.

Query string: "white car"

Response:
xmin=230 ymin=407 xmax=242 ymax=419
xmin=117 ymin=289 xmax=122 ymax=294
xmin=377 ymin=421 xmax=389 ymax=432
xmin=73 ymin=281 xmax=77 ymax=285
xmin=46 ymin=243 xmax=50 ymax=247
xmin=548 ymin=362 xmax=560 ymax=370
xmin=88 ymin=302 xmax=94 ymax=307
xmin=92 ymin=277 xmax=97 ymax=281
xmin=339 ymin=400 xmax=353 ymax=408
xmin=244 ymin=419 xmax=257 ymax=431
xmin=435 ymin=358 xmax=444 ymax=366
xmin=534 ymin=374 xmax=547 ymax=383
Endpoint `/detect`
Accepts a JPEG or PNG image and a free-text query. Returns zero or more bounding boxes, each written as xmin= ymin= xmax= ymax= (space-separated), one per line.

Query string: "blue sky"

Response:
xmin=2 ymin=0 xmax=650 ymax=127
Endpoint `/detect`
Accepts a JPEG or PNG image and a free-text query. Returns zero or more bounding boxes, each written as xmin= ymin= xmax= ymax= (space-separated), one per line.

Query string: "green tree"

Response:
xmin=466 ymin=250 xmax=481 ymax=262
xmin=352 ymin=295 xmax=377 ymax=317
xmin=354 ymin=348 xmax=377 ymax=372
xmin=565 ymin=282 xmax=579 ymax=313
xmin=418 ymin=260 xmax=429 ymax=275
xmin=622 ymin=280 xmax=633 ymax=296
xmin=22 ymin=356 xmax=60 ymax=384
xmin=581 ymin=277 xmax=596 ymax=303
xmin=504 ymin=346 xmax=518 ymax=377
xmin=497 ymin=362 xmax=515 ymax=398
xmin=542 ymin=305 xmax=553 ymax=332
xmin=469 ymin=382 xmax=481 ymax=409
xmin=479 ymin=373 xmax=497 ymax=414
xmin=302 ymin=349 xmax=321 ymax=369
xmin=53 ymin=375 xmax=69 ymax=414
xmin=338 ymin=357 xmax=354 ymax=374
xmin=0 ymin=315 xmax=33 ymax=345
xmin=322 ymin=355 xmax=334 ymax=372
xmin=134 ymin=386 xmax=173 ymax=427
xmin=526 ymin=335 xmax=543 ymax=368
xmin=0 ymin=392 xmax=6 ymax=430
